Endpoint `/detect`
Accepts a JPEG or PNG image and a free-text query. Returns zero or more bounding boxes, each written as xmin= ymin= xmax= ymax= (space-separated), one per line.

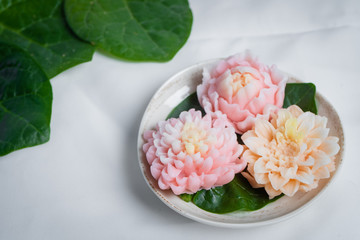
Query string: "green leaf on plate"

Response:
xmin=0 ymin=0 xmax=95 ymax=78
xmin=0 ymin=43 xmax=52 ymax=156
xmin=64 ymin=0 xmax=193 ymax=61
xmin=179 ymin=193 xmax=193 ymax=202
xmin=283 ymin=83 xmax=317 ymax=114
xmin=192 ymin=174 xmax=282 ymax=213
xmin=166 ymin=92 xmax=205 ymax=119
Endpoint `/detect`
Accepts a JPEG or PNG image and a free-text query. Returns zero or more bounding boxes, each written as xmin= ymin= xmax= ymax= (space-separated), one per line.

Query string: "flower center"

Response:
xmin=268 ymin=117 xmax=305 ymax=160
xmin=231 ymin=72 xmax=254 ymax=95
xmin=272 ymin=135 xmax=299 ymax=158
xmin=181 ymin=122 xmax=214 ymax=155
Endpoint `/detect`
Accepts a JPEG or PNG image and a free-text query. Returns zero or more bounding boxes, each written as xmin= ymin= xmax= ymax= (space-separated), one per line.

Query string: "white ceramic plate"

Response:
xmin=137 ymin=60 xmax=344 ymax=228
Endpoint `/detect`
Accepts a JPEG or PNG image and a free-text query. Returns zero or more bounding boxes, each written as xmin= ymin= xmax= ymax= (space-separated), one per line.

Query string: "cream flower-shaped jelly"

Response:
xmin=241 ymin=105 xmax=340 ymax=199
xmin=143 ymin=109 xmax=246 ymax=195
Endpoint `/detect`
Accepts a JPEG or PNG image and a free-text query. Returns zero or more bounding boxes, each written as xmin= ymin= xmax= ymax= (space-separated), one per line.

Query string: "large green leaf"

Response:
xmin=0 ymin=43 xmax=52 ymax=156
xmin=0 ymin=0 xmax=95 ymax=78
xmin=192 ymin=174 xmax=282 ymax=213
xmin=64 ymin=0 xmax=193 ymax=61
xmin=283 ymin=83 xmax=317 ymax=114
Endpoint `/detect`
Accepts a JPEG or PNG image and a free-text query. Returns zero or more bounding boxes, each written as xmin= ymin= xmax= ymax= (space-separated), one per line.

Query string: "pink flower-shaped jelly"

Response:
xmin=197 ymin=51 xmax=287 ymax=134
xmin=143 ymin=109 xmax=246 ymax=195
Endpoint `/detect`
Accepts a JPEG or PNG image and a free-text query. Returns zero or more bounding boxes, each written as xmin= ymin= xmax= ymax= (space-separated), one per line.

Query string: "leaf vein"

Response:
xmin=0 ymin=102 xmax=46 ymax=137
xmin=123 ymin=0 xmax=167 ymax=56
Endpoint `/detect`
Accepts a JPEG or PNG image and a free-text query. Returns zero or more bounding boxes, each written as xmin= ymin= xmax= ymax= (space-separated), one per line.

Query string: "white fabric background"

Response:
xmin=1 ymin=0 xmax=359 ymax=239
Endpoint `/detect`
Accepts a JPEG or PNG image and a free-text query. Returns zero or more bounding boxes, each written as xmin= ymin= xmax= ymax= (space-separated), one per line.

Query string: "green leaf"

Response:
xmin=192 ymin=175 xmax=282 ymax=213
xmin=64 ymin=0 xmax=193 ymax=61
xmin=0 ymin=0 xmax=95 ymax=78
xmin=179 ymin=193 xmax=193 ymax=202
xmin=0 ymin=42 xmax=52 ymax=156
xmin=283 ymin=83 xmax=317 ymax=114
xmin=166 ymin=92 xmax=205 ymax=119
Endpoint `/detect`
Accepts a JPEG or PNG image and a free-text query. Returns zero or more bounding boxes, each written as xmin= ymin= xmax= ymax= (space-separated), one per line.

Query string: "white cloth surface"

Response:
xmin=1 ymin=0 xmax=360 ymax=239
